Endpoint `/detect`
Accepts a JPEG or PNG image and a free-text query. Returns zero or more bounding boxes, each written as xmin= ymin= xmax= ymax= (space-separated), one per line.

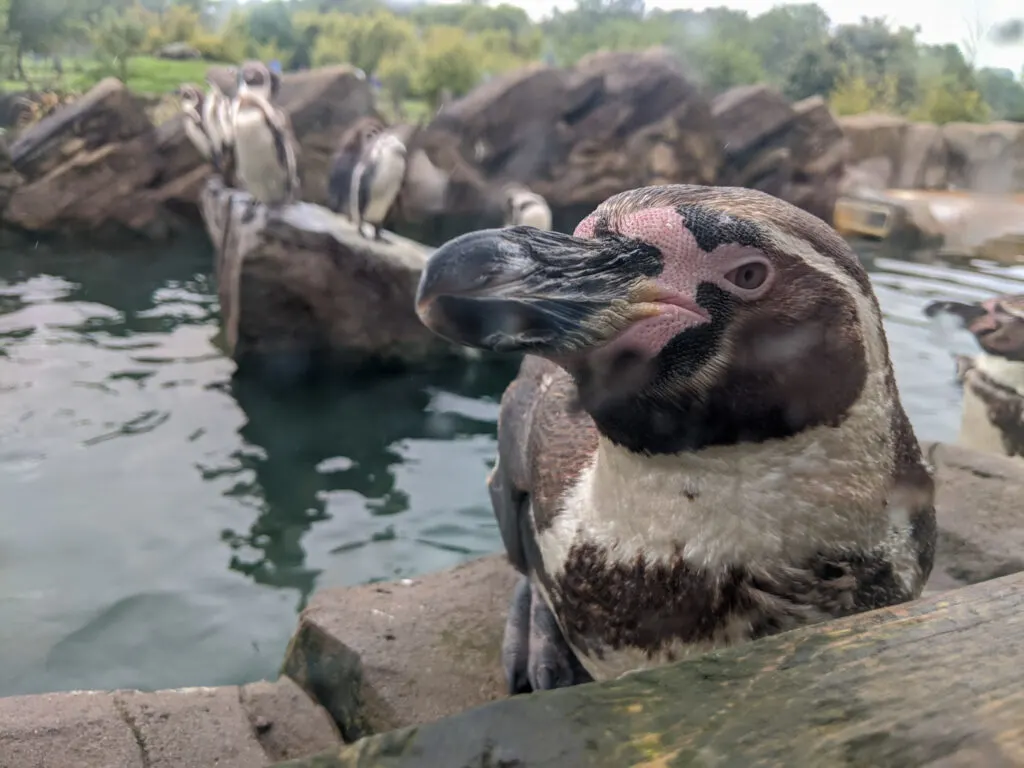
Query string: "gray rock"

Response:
xmin=282 ymin=555 xmax=517 ymax=741
xmin=200 ymin=177 xmax=469 ymax=379
xmin=0 ymin=680 xmax=341 ymax=768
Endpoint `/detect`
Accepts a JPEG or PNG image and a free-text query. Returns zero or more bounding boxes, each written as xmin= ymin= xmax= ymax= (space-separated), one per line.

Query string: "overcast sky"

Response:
xmin=507 ymin=0 xmax=1024 ymax=71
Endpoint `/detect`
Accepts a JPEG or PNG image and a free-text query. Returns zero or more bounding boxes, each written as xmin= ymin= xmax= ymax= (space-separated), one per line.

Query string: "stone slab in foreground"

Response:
xmin=280 ymin=441 xmax=1024 ymax=747
xmin=200 ymin=177 xmax=469 ymax=382
xmin=0 ymin=677 xmax=340 ymax=768
xmin=282 ymin=555 xmax=517 ymax=742
xmin=278 ymin=569 xmax=1024 ymax=767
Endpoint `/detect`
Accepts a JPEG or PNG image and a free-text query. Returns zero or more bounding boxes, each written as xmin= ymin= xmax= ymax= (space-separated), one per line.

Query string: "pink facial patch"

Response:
xmin=574 ymin=206 xmax=774 ymax=361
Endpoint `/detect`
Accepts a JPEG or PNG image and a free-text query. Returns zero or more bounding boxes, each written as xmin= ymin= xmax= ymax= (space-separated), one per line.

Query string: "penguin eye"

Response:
xmin=724 ymin=262 xmax=768 ymax=291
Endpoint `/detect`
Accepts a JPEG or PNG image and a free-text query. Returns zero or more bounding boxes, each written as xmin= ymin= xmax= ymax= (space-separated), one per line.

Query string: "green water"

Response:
xmin=0 ymin=233 xmax=1021 ymax=696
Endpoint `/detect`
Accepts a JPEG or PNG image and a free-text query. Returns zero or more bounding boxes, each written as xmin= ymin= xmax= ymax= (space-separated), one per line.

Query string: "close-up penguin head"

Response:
xmin=416 ymin=184 xmax=889 ymax=453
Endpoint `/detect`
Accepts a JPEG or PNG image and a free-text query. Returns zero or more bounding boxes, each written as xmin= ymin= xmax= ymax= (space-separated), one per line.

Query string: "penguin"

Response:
xmin=350 ymin=131 xmax=407 ymax=242
xmin=415 ymin=184 xmax=937 ymax=693
xmin=175 ymin=83 xmax=213 ymax=162
xmin=231 ymin=88 xmax=300 ymax=217
xmin=236 ymin=60 xmax=281 ymax=102
xmin=202 ymin=77 xmax=235 ymax=184
xmin=502 ymin=183 xmax=552 ymax=231
xmin=326 ymin=117 xmax=385 ymax=218
xmin=924 ymin=295 xmax=1024 ymax=458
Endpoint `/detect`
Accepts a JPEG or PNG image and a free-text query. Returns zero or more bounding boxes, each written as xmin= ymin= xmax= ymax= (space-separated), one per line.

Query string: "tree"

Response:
xmin=90 ymin=6 xmax=147 ymax=82
xmin=977 ymin=67 xmax=1024 ymax=120
xmin=750 ymin=3 xmax=830 ymax=85
xmin=417 ymin=25 xmax=481 ymax=108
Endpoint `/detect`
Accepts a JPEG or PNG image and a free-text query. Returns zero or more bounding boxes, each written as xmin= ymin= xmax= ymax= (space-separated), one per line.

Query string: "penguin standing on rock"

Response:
xmin=231 ymin=89 xmax=299 ymax=219
xmin=416 ymin=184 xmax=937 ymax=693
xmin=925 ymin=294 xmax=1024 ymax=458
xmin=326 ymin=118 xmax=385 ymax=217
xmin=176 ymin=84 xmax=213 ymax=163
xmin=502 ymin=183 xmax=552 ymax=231
xmin=202 ymin=78 xmax=235 ymax=184
xmin=350 ymin=132 xmax=407 ymax=242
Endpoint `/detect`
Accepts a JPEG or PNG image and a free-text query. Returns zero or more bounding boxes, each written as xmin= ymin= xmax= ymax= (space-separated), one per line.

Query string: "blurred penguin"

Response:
xmin=236 ymin=60 xmax=281 ymax=102
xmin=350 ymin=131 xmax=407 ymax=242
xmin=231 ymin=88 xmax=300 ymax=219
xmin=327 ymin=117 xmax=385 ymax=218
xmin=502 ymin=183 xmax=552 ymax=231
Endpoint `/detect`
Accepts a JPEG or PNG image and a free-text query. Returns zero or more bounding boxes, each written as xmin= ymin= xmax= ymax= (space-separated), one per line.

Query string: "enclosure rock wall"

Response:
xmin=839 ymin=113 xmax=1024 ymax=194
xmin=1 ymin=53 xmax=849 ymax=241
xmin=0 ymin=66 xmax=378 ymax=241
xmin=402 ymin=49 xmax=847 ymax=239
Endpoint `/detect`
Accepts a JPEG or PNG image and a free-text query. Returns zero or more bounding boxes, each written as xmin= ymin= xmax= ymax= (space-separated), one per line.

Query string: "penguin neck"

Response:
xmin=581 ymin=420 xmax=888 ymax=569
xmin=974 ymin=352 xmax=1024 ymax=396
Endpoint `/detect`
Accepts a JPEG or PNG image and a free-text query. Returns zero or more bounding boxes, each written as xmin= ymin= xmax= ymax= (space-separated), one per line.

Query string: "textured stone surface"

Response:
xmin=200 ymin=177 xmax=470 ymax=380
xmin=282 ymin=555 xmax=518 ymax=741
xmin=275 ymin=570 xmax=1024 ymax=767
xmin=0 ymin=680 xmax=341 ymax=768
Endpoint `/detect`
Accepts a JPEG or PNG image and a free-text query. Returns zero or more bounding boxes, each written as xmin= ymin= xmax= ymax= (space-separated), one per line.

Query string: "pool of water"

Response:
xmin=1 ymin=234 xmax=1022 ymax=697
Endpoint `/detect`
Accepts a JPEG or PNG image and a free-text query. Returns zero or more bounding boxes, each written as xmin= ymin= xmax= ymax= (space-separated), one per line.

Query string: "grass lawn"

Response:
xmin=1 ymin=56 xmax=231 ymax=96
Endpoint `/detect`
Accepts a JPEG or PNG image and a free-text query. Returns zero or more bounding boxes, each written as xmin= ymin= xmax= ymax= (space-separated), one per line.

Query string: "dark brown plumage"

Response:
xmin=418 ymin=184 xmax=936 ymax=693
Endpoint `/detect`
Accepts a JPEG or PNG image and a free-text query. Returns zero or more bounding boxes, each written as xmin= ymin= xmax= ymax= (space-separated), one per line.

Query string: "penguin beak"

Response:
xmin=923 ymin=299 xmax=989 ymax=327
xmin=925 ymin=298 xmax=1024 ymax=359
xmin=415 ymin=227 xmax=696 ymax=355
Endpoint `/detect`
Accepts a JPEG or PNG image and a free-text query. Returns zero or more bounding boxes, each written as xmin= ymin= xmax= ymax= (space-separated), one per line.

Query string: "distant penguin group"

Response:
xmin=177 ymin=60 xmax=300 ymax=219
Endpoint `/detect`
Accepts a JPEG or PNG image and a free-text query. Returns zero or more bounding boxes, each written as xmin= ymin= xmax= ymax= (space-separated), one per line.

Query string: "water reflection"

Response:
xmin=210 ymin=362 xmax=516 ymax=609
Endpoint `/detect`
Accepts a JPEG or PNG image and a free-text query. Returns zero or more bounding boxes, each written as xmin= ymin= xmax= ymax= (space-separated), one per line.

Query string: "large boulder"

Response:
xmin=3 ymin=78 xmax=169 ymax=238
xmin=278 ymin=441 xmax=1024 ymax=740
xmin=711 ymin=86 xmax=847 ymax=222
xmin=942 ymin=121 xmax=1024 ymax=193
xmin=199 ymin=177 xmax=470 ymax=381
xmin=406 ymin=48 xmax=722 ymax=238
xmin=840 ymin=115 xmax=1024 ymax=195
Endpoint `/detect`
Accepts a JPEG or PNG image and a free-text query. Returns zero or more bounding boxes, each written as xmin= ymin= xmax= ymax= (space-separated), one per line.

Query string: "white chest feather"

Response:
xmin=360 ymin=155 xmax=406 ymax=225
xmin=516 ymin=202 xmax=552 ymax=231
xmin=233 ymin=109 xmax=290 ymax=205
xmin=538 ymin=358 xmax=897 ymax=575
xmin=974 ymin=352 xmax=1024 ymax=395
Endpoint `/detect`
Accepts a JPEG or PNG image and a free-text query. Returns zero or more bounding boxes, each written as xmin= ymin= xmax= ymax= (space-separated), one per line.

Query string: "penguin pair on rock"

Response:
xmin=416 ymin=184 xmax=938 ymax=693
xmin=178 ymin=61 xmax=299 ymax=217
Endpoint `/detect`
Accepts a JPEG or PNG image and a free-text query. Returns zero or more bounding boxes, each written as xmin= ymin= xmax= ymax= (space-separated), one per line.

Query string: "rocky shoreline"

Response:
xmin=5 ymin=440 xmax=1024 ymax=767
xmin=0 ymin=49 xmax=852 ymax=244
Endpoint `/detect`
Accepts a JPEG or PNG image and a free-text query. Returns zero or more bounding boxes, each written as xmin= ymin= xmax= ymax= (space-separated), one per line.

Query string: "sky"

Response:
xmin=507 ymin=0 xmax=1024 ymax=72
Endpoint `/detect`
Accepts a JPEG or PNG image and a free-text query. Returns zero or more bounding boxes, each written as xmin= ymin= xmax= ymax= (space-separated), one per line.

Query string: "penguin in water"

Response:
xmin=502 ymin=183 xmax=553 ymax=231
xmin=350 ymin=131 xmax=407 ymax=242
xmin=231 ymin=86 xmax=300 ymax=219
xmin=416 ymin=184 xmax=937 ymax=693
xmin=176 ymin=83 xmax=213 ymax=163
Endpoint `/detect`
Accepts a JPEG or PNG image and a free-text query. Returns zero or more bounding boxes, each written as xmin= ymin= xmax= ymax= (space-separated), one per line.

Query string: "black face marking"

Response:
xmin=676 ymin=203 xmax=766 ymax=252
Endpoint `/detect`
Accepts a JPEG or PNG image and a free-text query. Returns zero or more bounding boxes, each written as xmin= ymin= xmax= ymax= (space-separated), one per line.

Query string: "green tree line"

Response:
xmin=2 ymin=0 xmax=1024 ymax=124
